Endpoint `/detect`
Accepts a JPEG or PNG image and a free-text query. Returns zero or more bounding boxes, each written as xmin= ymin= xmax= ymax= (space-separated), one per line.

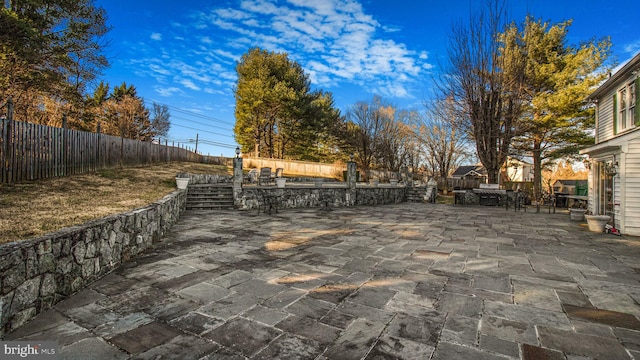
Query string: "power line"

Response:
xmin=171 ymin=123 xmax=235 ymax=139
xmin=169 ymin=114 xmax=234 ymax=133
xmin=139 ymin=97 xmax=239 ymax=152
xmin=198 ymin=139 xmax=237 ymax=149
xmin=141 ymin=98 xmax=237 ymax=141
xmin=163 ymin=137 xmax=237 ymax=150
xmin=142 ymin=97 xmax=236 ymax=126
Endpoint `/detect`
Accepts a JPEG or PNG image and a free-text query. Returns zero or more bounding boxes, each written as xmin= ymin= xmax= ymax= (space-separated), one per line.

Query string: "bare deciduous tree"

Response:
xmin=418 ymin=97 xmax=471 ymax=181
xmin=151 ymin=102 xmax=171 ymax=140
xmin=341 ymin=97 xmax=384 ymax=179
xmin=439 ymin=0 xmax=526 ymax=184
xmin=338 ymin=96 xmax=420 ymax=179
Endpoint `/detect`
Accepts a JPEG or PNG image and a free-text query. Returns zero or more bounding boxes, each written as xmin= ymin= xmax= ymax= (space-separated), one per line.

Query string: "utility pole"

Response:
xmin=195 ymin=133 xmax=199 ymax=154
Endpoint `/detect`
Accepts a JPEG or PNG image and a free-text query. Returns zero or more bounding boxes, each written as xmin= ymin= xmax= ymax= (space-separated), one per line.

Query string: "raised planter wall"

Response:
xmin=238 ymin=187 xmax=406 ymax=210
xmin=0 ymin=190 xmax=187 ymax=335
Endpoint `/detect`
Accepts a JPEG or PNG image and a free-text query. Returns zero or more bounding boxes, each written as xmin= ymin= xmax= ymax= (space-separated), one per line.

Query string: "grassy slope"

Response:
xmin=0 ymin=162 xmax=230 ymax=244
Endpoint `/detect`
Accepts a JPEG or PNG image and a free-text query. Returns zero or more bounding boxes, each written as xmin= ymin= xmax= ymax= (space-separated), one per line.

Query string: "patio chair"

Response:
xmin=246 ymin=169 xmax=259 ymax=184
xmin=258 ymin=167 xmax=272 ymax=186
xmin=275 ymin=168 xmax=284 ymax=178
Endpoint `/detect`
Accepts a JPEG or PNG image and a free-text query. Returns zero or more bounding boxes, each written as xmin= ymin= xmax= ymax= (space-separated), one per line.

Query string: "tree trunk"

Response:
xmin=254 ymin=127 xmax=260 ymax=157
xmin=487 ymin=168 xmax=499 ymax=184
xmin=532 ymin=140 xmax=542 ymax=202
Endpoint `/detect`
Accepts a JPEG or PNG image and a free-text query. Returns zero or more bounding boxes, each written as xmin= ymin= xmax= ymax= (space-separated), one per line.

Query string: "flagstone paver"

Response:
xmin=2 ymin=202 xmax=640 ymax=359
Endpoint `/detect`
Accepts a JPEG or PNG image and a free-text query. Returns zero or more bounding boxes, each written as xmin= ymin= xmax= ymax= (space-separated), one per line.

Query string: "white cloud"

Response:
xmin=178 ymin=78 xmax=201 ymax=91
xmin=240 ymin=0 xmax=281 ymax=15
xmin=382 ymin=25 xmax=401 ymax=33
xmin=623 ymin=39 xmax=640 ymax=55
xmin=204 ymin=87 xmax=225 ymax=95
xmin=128 ymin=0 xmax=432 ymax=101
xmin=214 ymin=8 xmax=252 ymax=20
xmin=148 ymin=64 xmax=170 ymax=76
xmin=198 ymin=0 xmax=429 ymax=96
xmin=154 ymin=86 xmax=184 ymax=97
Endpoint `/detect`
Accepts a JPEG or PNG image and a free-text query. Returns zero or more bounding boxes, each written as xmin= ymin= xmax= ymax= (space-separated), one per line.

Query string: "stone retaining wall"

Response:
xmin=238 ymin=187 xmax=406 ymax=210
xmin=178 ymin=173 xmax=232 ymax=184
xmin=0 ymin=190 xmax=187 ymax=336
xmin=354 ymin=188 xmax=406 ymax=206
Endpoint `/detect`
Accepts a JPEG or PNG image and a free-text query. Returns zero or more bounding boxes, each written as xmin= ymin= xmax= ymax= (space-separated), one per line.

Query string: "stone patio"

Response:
xmin=3 ymin=203 xmax=640 ymax=359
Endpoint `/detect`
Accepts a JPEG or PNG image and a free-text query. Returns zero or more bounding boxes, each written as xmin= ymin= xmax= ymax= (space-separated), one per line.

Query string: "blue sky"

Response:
xmin=94 ymin=0 xmax=640 ymax=157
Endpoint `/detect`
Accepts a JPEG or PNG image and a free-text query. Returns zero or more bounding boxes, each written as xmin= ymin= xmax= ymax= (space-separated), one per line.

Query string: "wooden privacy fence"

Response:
xmin=243 ymin=157 xmax=345 ymax=178
xmin=438 ymin=178 xmax=484 ymax=190
xmin=0 ymin=119 xmax=203 ymax=183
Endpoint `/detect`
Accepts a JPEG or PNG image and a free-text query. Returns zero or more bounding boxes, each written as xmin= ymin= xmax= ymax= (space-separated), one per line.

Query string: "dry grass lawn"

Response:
xmin=0 ymin=162 xmax=231 ymax=244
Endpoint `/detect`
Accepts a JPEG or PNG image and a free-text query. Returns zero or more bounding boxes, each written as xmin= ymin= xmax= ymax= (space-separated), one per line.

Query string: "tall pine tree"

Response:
xmin=1 ymin=0 xmax=109 ymax=125
xmin=234 ymin=47 xmax=340 ymax=160
xmin=505 ymin=17 xmax=611 ymax=201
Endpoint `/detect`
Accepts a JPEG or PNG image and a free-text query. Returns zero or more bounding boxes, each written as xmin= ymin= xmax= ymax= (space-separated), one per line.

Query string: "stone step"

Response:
xmin=186 ymin=184 xmax=234 ymax=210
xmin=186 ymin=202 xmax=235 ymax=210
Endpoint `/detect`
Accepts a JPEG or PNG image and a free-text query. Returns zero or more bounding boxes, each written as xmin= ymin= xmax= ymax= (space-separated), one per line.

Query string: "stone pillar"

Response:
xmin=233 ymin=157 xmax=243 ymax=207
xmin=346 ymin=161 xmax=357 ymax=206
xmin=426 ymin=178 xmax=437 ymax=203
xmin=347 ymin=162 xmax=357 ymax=189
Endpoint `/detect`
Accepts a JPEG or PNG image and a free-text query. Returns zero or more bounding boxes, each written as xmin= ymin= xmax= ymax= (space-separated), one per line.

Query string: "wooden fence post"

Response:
xmin=3 ymin=98 xmax=14 ymax=182
xmin=62 ymin=114 xmax=67 ymax=176
xmin=120 ymin=132 xmax=124 ymax=169
xmin=96 ymin=121 xmax=101 ymax=171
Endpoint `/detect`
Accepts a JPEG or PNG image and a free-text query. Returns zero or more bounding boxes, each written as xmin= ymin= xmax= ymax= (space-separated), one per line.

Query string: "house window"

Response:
xmin=617 ymin=81 xmax=636 ymax=132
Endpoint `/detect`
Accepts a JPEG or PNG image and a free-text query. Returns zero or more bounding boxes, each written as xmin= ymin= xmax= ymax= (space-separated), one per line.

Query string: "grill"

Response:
xmin=473 ymin=189 xmax=506 ymax=206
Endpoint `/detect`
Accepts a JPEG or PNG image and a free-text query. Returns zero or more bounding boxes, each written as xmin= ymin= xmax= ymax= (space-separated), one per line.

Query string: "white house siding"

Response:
xmin=587 ymin=165 xmax=597 ymax=215
xmin=596 ymin=95 xmax=615 ymax=142
xmin=623 ymin=139 xmax=640 ymax=236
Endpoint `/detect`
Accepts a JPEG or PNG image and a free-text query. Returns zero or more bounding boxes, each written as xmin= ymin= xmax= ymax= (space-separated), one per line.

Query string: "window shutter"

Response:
xmin=635 ymin=78 xmax=640 ymax=126
xmin=613 ymin=92 xmax=617 ymax=135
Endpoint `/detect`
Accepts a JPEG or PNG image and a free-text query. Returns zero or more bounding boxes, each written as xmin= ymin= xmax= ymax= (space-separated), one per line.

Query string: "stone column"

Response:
xmin=233 ymin=157 xmax=243 ymax=208
xmin=426 ymin=178 xmax=437 ymax=203
xmin=346 ymin=161 xmax=357 ymax=206
xmin=347 ymin=161 xmax=357 ymax=189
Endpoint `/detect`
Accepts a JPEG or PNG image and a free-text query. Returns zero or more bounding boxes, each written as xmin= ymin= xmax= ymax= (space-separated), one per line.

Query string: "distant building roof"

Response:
xmin=452 ymin=165 xmax=487 ymax=178
xmin=553 ymin=179 xmax=587 ymax=186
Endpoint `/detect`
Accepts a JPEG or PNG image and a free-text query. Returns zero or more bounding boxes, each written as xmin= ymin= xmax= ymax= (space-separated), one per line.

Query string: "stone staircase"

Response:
xmin=186 ymin=184 xmax=235 ymax=210
xmin=405 ymin=186 xmax=428 ymax=203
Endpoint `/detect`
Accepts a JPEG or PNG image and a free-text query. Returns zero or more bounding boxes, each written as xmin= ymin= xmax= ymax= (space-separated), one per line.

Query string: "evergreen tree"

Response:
xmin=234 ymin=47 xmax=340 ymax=160
xmin=92 ymin=82 xmax=156 ymax=141
xmin=1 ymin=0 xmax=109 ymax=124
xmin=505 ymin=17 xmax=611 ymax=201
